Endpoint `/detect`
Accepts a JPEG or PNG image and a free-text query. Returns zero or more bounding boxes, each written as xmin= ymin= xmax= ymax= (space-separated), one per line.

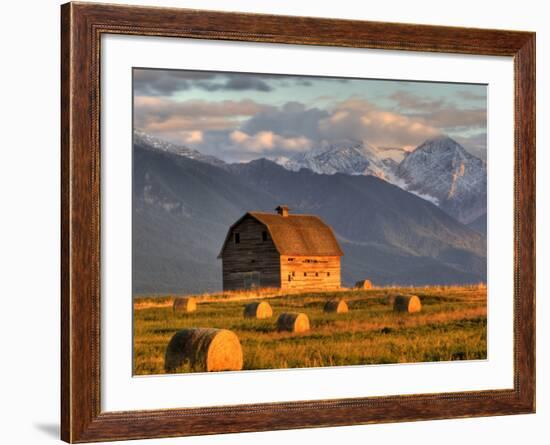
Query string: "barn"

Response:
xmin=218 ymin=206 xmax=343 ymax=291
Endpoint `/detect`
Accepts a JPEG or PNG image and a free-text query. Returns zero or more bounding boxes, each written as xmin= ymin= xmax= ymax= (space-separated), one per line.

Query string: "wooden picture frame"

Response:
xmin=61 ymin=2 xmax=535 ymax=442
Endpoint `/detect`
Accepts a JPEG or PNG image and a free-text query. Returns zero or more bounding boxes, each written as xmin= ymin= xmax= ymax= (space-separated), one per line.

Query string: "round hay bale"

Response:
xmin=276 ymin=312 xmax=310 ymax=333
xmin=243 ymin=301 xmax=273 ymax=319
xmin=164 ymin=328 xmax=243 ymax=372
xmin=323 ymin=299 xmax=349 ymax=313
xmin=354 ymin=279 xmax=373 ymax=289
xmin=393 ymin=295 xmax=421 ymax=313
xmin=173 ymin=297 xmax=197 ymax=313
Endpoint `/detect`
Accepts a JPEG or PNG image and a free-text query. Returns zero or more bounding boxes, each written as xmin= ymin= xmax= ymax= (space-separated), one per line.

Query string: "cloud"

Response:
xmin=389 ymin=91 xmax=486 ymax=131
xmin=318 ymin=98 xmax=440 ymax=149
xmin=389 ymin=91 xmax=446 ymax=112
xmin=241 ymin=101 xmax=329 ymax=140
xmin=229 ymin=130 xmax=312 ymax=153
xmin=134 ymin=97 xmax=271 ymax=132
xmin=195 ymin=76 xmax=273 ymax=92
xmin=134 ymin=70 xmax=215 ymax=95
xmin=135 ymin=96 xmax=267 ymax=117
xmin=134 ymin=70 xmax=274 ymax=95
xmin=179 ymin=131 xmax=204 ymax=144
xmin=238 ymin=97 xmax=449 ymax=153
xmin=134 ymin=69 xmax=326 ymax=96
xmin=425 ymin=108 xmax=486 ymax=130
xmin=135 ymin=91 xmax=486 ymax=161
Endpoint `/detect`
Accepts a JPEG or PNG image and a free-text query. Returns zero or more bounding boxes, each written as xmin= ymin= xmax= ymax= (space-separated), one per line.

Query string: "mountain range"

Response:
xmin=135 ymin=132 xmax=487 ymax=225
xmin=133 ymin=132 xmax=487 ymax=294
xmin=279 ymin=139 xmax=403 ymax=182
xmin=277 ymin=135 xmax=486 ymax=224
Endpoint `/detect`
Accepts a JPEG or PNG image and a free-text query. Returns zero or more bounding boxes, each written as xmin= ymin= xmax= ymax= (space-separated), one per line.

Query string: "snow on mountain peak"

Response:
xmin=133 ymin=129 xmax=226 ymax=168
xmin=278 ymin=139 xmax=403 ymax=180
xmin=414 ymin=135 xmax=471 ymax=158
xmin=396 ymin=136 xmax=486 ymax=223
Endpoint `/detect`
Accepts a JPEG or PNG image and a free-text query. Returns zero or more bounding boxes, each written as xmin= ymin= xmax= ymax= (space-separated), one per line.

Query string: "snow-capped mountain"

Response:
xmin=278 ymin=140 xmax=405 ymax=181
xmin=133 ymin=130 xmax=486 ymax=226
xmin=396 ymin=136 xmax=486 ymax=224
xmin=133 ymin=129 xmax=226 ymax=168
xmin=276 ymin=136 xmax=486 ymax=224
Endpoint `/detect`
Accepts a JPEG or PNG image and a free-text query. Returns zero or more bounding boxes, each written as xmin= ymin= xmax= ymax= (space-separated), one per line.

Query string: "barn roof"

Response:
xmin=218 ymin=211 xmax=344 ymax=258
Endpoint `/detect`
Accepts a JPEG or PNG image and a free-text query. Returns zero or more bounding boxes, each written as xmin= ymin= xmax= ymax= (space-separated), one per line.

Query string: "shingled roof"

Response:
xmin=219 ymin=210 xmax=344 ymax=257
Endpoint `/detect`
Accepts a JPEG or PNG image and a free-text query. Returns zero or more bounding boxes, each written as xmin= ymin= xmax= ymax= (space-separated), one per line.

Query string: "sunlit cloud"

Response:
xmin=134 ymin=97 xmax=272 ymax=132
xmin=318 ymin=98 xmax=440 ymax=148
xmin=229 ymin=130 xmax=312 ymax=153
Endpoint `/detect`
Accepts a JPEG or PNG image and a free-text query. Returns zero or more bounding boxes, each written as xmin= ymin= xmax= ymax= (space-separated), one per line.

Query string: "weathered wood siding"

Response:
xmin=221 ymin=216 xmax=280 ymax=290
xmin=280 ymin=255 xmax=341 ymax=291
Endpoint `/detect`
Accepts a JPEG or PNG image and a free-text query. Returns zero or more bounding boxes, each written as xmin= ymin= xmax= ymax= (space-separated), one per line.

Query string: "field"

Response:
xmin=133 ymin=285 xmax=487 ymax=375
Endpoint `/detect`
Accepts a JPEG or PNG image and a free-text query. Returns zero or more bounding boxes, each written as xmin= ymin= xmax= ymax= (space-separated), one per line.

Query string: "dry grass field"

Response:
xmin=133 ymin=285 xmax=487 ymax=375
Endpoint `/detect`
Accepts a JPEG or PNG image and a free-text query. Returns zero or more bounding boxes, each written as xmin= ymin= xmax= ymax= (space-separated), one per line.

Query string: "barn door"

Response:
xmin=243 ymin=271 xmax=260 ymax=289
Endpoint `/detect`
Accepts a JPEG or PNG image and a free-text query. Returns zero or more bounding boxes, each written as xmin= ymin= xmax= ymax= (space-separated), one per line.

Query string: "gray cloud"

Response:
xmin=194 ymin=76 xmax=273 ymax=92
xmin=389 ymin=91 xmax=486 ymax=132
xmin=133 ymin=70 xmax=325 ymax=96
xmin=133 ymin=70 xmax=216 ymax=95
xmin=389 ymin=91 xmax=446 ymax=112
xmin=241 ymin=101 xmax=329 ymax=140
xmin=134 ymin=70 xmax=275 ymax=95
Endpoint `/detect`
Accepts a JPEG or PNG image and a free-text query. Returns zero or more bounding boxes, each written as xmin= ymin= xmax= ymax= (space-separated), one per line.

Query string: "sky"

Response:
xmin=133 ymin=68 xmax=487 ymax=163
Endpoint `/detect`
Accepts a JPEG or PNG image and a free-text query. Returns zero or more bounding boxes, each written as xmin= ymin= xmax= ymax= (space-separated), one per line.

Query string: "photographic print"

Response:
xmin=132 ymin=68 xmax=488 ymax=375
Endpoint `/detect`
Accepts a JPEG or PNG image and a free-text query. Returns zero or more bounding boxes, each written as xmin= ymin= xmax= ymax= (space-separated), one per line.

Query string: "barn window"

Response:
xmin=288 ymin=258 xmax=295 ymax=262
xmin=304 ymin=272 xmax=307 ymax=277
xmin=315 ymin=272 xmax=319 ymax=277
xmin=327 ymin=272 xmax=331 ymax=277
xmin=262 ymin=231 xmax=268 ymax=241
xmin=234 ymin=233 xmax=240 ymax=244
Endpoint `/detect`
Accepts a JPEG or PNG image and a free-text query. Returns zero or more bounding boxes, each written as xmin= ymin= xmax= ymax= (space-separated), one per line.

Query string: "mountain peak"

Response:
xmin=133 ymin=130 xmax=226 ymax=168
xmin=416 ymin=135 xmax=468 ymax=155
xmin=278 ymin=140 xmax=400 ymax=180
xmin=397 ymin=135 xmax=486 ymax=224
xmin=425 ymin=134 xmax=456 ymax=144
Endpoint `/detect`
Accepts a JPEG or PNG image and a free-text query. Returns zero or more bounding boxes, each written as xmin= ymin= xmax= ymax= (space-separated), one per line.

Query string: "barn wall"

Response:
xmin=280 ymin=255 xmax=341 ymax=291
xmin=221 ymin=216 xmax=280 ymax=290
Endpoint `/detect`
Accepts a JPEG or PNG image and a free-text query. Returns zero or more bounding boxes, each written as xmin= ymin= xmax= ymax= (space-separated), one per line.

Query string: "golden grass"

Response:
xmin=134 ymin=285 xmax=487 ymax=374
xmin=134 ymin=287 xmax=299 ymax=310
